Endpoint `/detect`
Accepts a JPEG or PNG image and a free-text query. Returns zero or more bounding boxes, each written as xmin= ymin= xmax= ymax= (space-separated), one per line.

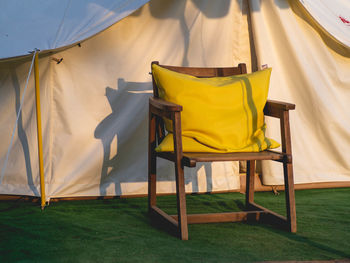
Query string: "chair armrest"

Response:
xmin=149 ymin=97 xmax=183 ymax=156
xmin=264 ymin=100 xmax=295 ymax=118
xmin=267 ymin=100 xmax=295 ymax=111
xmin=149 ymin=97 xmax=183 ymax=112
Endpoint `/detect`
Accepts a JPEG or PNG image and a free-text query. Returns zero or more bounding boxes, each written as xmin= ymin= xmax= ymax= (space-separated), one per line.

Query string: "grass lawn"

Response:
xmin=1 ymin=188 xmax=350 ymax=262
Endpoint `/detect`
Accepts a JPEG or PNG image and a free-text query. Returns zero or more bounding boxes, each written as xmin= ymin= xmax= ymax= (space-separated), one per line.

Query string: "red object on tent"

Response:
xmin=339 ymin=16 xmax=350 ymax=25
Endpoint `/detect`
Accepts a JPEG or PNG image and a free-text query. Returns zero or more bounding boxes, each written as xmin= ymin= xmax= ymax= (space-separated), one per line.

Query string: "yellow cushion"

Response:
xmin=152 ymin=64 xmax=279 ymax=152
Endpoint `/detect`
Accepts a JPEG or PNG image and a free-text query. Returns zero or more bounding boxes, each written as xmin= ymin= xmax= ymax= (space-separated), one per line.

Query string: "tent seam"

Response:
xmin=46 ymin=58 xmax=55 ymax=201
xmin=52 ymin=0 xmax=72 ymax=49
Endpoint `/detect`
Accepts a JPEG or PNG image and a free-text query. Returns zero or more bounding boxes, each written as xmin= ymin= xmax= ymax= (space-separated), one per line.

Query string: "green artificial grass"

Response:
xmin=1 ymin=188 xmax=350 ymax=262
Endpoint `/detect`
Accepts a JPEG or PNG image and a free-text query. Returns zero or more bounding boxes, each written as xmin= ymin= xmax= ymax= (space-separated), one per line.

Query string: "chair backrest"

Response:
xmin=151 ymin=61 xmax=247 ymax=98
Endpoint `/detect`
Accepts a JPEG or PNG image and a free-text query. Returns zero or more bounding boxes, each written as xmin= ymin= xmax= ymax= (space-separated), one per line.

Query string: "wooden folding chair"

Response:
xmin=148 ymin=61 xmax=296 ymax=240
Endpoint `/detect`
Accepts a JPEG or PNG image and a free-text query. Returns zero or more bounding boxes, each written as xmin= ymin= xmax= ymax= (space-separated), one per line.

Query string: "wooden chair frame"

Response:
xmin=148 ymin=61 xmax=296 ymax=240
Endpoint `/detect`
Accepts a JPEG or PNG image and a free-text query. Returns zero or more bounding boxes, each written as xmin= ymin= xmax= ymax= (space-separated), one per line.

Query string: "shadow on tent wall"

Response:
xmin=94 ymin=79 xmax=214 ymax=197
xmin=147 ymin=0 xmax=231 ymax=66
xmin=10 ymin=66 xmax=39 ymax=196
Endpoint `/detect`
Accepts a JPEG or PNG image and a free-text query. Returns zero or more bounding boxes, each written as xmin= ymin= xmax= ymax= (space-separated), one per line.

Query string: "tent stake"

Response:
xmin=34 ymin=52 xmax=46 ymax=210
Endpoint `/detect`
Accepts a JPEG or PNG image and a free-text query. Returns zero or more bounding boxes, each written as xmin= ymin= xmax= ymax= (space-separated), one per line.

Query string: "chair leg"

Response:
xmin=148 ymin=152 xmax=157 ymax=211
xmin=175 ymin=163 xmax=188 ymax=240
xmin=245 ymin=160 xmax=255 ymax=208
xmin=148 ymin=112 xmax=157 ymax=211
xmin=283 ymin=161 xmax=297 ymax=233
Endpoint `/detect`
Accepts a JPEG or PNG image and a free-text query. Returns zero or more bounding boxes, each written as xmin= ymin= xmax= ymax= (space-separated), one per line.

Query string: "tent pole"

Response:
xmin=34 ymin=52 xmax=46 ymax=210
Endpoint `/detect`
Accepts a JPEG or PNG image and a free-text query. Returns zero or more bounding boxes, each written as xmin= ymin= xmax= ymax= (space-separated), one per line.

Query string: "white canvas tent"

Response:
xmin=0 ymin=0 xmax=349 ymax=203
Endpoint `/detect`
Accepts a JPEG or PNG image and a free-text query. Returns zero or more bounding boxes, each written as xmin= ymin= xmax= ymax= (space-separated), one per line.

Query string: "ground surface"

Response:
xmin=1 ymin=188 xmax=349 ymax=262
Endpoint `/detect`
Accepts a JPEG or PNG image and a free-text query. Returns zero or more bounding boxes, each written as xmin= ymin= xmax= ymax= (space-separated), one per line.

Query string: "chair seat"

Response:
xmin=157 ymin=150 xmax=285 ymax=167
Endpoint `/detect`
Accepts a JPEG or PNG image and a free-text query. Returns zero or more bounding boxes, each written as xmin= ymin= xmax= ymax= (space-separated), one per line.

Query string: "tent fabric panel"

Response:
xmin=0 ymin=0 xmax=249 ymax=198
xmin=0 ymin=58 xmax=53 ymax=197
xmin=47 ymin=0 xmax=246 ymax=198
xmin=249 ymin=0 xmax=350 ymax=185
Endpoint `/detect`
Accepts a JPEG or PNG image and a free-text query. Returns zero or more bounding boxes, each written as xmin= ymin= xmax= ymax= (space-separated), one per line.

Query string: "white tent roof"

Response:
xmin=0 ymin=0 xmax=149 ymax=60
xmin=298 ymin=0 xmax=350 ymax=48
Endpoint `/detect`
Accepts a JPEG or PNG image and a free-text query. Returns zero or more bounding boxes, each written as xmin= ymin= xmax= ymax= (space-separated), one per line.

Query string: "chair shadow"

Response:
xmin=264 ymin=224 xmax=350 ymax=259
xmin=94 ymin=79 xmax=215 ymax=196
xmin=186 ymin=163 xmax=213 ymax=193
xmin=236 ymin=195 xmax=350 ymax=259
xmin=94 ymin=79 xmax=152 ymax=196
